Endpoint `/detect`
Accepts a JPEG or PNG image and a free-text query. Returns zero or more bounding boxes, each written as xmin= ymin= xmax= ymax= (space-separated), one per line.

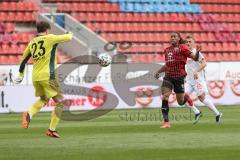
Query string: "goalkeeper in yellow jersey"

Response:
xmin=14 ymin=21 xmax=73 ymax=138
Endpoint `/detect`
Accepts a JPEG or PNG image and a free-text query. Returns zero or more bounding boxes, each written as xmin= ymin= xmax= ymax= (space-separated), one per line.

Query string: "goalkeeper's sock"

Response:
xmin=49 ymin=103 xmax=63 ymax=131
xmin=29 ymin=99 xmax=46 ymax=119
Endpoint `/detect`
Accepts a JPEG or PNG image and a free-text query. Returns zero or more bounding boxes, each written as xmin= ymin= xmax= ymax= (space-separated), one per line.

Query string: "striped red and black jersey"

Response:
xmin=164 ymin=44 xmax=192 ymax=78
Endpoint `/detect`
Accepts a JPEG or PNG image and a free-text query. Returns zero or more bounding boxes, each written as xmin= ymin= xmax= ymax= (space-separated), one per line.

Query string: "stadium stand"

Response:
xmin=0 ymin=0 xmax=70 ymax=64
xmin=1 ymin=0 xmax=240 ymax=63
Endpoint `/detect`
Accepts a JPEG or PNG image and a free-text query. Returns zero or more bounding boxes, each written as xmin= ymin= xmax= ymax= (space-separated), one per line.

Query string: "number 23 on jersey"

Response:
xmin=31 ymin=40 xmax=46 ymax=61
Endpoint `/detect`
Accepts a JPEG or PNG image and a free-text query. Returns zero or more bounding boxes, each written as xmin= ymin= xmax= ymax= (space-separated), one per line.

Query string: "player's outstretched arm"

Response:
xmin=51 ymin=32 xmax=73 ymax=44
xmin=189 ymin=45 xmax=201 ymax=61
xmin=14 ymin=44 xmax=31 ymax=84
xmin=193 ymin=58 xmax=207 ymax=79
xmin=196 ymin=58 xmax=207 ymax=72
xmin=155 ymin=64 xmax=165 ymax=79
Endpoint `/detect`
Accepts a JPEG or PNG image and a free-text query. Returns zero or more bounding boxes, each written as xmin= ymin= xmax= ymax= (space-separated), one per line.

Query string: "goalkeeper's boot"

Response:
xmin=22 ymin=112 xmax=30 ymax=129
xmin=46 ymin=129 xmax=60 ymax=138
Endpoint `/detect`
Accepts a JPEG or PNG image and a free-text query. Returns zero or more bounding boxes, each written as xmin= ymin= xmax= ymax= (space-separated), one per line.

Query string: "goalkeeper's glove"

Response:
xmin=14 ymin=73 xmax=24 ymax=84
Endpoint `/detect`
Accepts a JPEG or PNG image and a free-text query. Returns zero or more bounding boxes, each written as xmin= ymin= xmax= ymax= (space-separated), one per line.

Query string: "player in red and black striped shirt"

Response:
xmin=155 ymin=32 xmax=201 ymax=128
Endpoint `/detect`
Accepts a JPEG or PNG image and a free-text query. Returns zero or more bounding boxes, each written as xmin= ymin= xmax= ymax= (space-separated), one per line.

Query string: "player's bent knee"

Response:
xmin=52 ymin=93 xmax=64 ymax=104
xmin=162 ymin=94 xmax=170 ymax=100
xmin=177 ymin=97 xmax=185 ymax=105
xmin=52 ymin=94 xmax=72 ymax=108
xmin=177 ymin=100 xmax=184 ymax=105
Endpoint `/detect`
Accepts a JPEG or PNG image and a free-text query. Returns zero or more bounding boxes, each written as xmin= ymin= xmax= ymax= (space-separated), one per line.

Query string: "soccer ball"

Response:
xmin=97 ymin=53 xmax=112 ymax=67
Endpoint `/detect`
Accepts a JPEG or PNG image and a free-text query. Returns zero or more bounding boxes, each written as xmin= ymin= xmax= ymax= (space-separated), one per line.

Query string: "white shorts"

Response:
xmin=185 ymin=80 xmax=208 ymax=96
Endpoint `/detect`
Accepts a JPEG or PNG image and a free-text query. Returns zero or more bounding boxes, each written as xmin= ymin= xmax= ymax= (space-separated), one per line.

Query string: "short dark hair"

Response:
xmin=186 ymin=34 xmax=195 ymax=41
xmin=172 ymin=32 xmax=186 ymax=44
xmin=36 ymin=21 xmax=51 ymax=33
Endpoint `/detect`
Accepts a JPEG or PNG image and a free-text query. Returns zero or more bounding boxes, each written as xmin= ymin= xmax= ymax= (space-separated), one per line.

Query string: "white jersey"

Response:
xmin=186 ymin=48 xmax=205 ymax=85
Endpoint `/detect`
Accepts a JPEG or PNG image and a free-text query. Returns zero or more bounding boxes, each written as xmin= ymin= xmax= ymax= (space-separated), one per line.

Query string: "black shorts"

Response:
xmin=162 ymin=76 xmax=185 ymax=94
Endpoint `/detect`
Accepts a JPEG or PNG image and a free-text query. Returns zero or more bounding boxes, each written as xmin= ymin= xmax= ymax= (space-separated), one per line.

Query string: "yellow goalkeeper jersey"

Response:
xmin=19 ymin=33 xmax=73 ymax=81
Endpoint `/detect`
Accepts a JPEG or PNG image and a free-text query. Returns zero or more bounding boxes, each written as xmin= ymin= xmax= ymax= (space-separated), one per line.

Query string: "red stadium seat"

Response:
xmin=131 ymin=54 xmax=139 ymax=62
xmin=222 ymin=42 xmax=229 ymax=52
xmin=21 ymin=33 xmax=30 ymax=43
xmin=5 ymin=23 xmax=14 ymax=32
xmin=9 ymin=55 xmax=18 ymax=64
xmin=19 ymin=44 xmax=27 ymax=53
xmin=10 ymin=44 xmax=19 ymax=54
xmin=57 ymin=3 xmax=67 ymax=12
xmin=147 ymin=54 xmax=155 ymax=62
xmin=28 ymin=2 xmax=38 ymax=11
xmin=215 ymin=53 xmax=222 ymax=61
xmin=79 ymin=13 xmax=88 ymax=21
xmin=89 ymin=3 xmax=97 ymax=12
xmin=0 ymin=2 xmax=10 ymax=11
xmin=193 ymin=23 xmax=201 ymax=32
xmin=146 ymin=23 xmax=153 ymax=32
xmin=229 ymin=43 xmax=238 ymax=51
xmin=92 ymin=13 xmax=100 ymax=22
xmin=212 ymin=4 xmax=220 ymax=12
xmin=133 ymin=13 xmax=142 ymax=22
xmin=206 ymin=43 xmax=214 ymax=52
xmin=207 ymin=32 xmax=216 ymax=42
xmin=237 ymin=53 xmax=240 ymax=61
xmin=156 ymin=54 xmax=164 ymax=62
xmin=138 ymin=55 xmax=148 ymax=62
xmin=15 ymin=33 xmax=23 ymax=42
xmin=0 ymin=12 xmax=7 ymax=21
xmin=0 ymin=56 xmax=9 ymax=64
xmin=162 ymin=13 xmax=171 ymax=22
xmin=70 ymin=13 xmax=79 ymax=20
xmin=207 ymin=53 xmax=215 ymax=61
xmin=8 ymin=12 xmax=16 ymax=22
xmin=17 ymin=55 xmax=22 ymax=62
xmin=110 ymin=33 xmax=118 ymax=42
xmin=215 ymin=43 xmax=222 ymax=52
xmin=72 ymin=3 xmax=82 ymax=11
xmin=16 ymin=12 xmax=25 ymax=22
xmin=185 ymin=23 xmax=193 ymax=32
xmin=237 ymin=42 xmax=240 ymax=51
xmin=1 ymin=44 xmax=10 ymax=54
xmin=24 ymin=12 xmax=32 ymax=22
xmin=109 ymin=3 xmax=120 ymax=12
xmin=18 ymin=2 xmax=26 ymax=11
xmin=9 ymin=2 xmax=17 ymax=11
xmin=113 ymin=13 xmax=121 ymax=22
xmin=229 ymin=53 xmax=237 ymax=61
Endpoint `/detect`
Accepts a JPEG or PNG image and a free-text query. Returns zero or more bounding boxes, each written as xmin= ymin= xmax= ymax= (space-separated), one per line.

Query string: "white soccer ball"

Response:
xmin=98 ymin=53 xmax=112 ymax=67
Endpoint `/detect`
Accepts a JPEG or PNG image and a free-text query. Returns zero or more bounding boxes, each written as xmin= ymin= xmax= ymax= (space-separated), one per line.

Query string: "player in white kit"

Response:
xmin=185 ymin=35 xmax=222 ymax=124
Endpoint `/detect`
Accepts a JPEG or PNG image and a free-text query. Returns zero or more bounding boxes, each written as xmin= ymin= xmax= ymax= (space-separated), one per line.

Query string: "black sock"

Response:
xmin=162 ymin=100 xmax=169 ymax=122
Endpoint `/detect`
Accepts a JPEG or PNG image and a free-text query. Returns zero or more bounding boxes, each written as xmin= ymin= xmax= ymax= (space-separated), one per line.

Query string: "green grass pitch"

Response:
xmin=1 ymin=106 xmax=240 ymax=160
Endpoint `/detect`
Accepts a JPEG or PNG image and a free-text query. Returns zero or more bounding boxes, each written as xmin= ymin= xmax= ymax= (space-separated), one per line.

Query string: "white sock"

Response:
xmin=186 ymin=103 xmax=200 ymax=115
xmin=202 ymin=98 xmax=220 ymax=116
